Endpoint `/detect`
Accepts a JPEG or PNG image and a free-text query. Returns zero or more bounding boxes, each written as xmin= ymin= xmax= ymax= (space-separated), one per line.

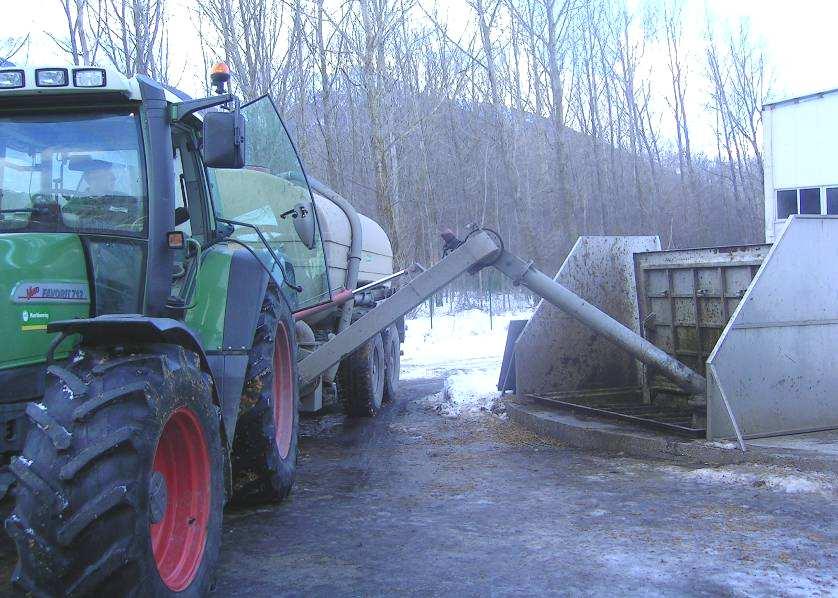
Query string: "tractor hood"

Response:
xmin=0 ymin=233 xmax=91 ymax=370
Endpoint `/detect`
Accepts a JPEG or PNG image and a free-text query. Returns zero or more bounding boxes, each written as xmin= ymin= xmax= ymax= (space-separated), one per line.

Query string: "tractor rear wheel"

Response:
xmin=231 ymin=285 xmax=299 ymax=505
xmin=338 ymin=333 xmax=386 ymax=417
xmin=6 ymin=344 xmax=224 ymax=597
xmin=382 ymin=323 xmax=401 ymax=403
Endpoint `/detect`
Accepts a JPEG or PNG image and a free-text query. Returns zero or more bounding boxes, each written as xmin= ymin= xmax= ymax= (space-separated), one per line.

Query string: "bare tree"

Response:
xmin=93 ymin=0 xmax=170 ymax=80
xmin=56 ymin=0 xmax=767 ymax=280
xmin=0 ymin=36 xmax=29 ymax=65
xmin=199 ymin=0 xmax=291 ymax=100
xmin=356 ymin=0 xmax=409 ymax=264
xmin=49 ymin=0 xmax=100 ymax=66
xmin=306 ymin=0 xmax=349 ymax=187
xmin=663 ymin=2 xmax=693 ymax=185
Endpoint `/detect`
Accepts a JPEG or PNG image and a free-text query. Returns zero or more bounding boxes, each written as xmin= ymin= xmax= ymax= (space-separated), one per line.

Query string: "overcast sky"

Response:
xmin=674 ymin=0 xmax=838 ymax=101
xmin=2 ymin=0 xmax=837 ymax=152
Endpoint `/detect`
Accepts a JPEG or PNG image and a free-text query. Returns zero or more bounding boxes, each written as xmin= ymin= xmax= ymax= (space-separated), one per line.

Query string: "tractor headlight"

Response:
xmin=0 ymin=70 xmax=24 ymax=89
xmin=73 ymin=68 xmax=106 ymax=88
xmin=35 ymin=68 xmax=68 ymax=87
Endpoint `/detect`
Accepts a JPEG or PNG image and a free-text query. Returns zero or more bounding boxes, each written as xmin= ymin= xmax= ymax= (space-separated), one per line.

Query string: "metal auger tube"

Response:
xmin=490 ymin=250 xmax=707 ymax=396
xmin=299 ymin=229 xmax=706 ymax=397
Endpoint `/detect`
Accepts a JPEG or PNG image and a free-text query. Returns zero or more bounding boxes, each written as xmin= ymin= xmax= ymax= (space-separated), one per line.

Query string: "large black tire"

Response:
xmin=230 ymin=285 xmax=299 ymax=505
xmin=382 ymin=323 xmax=401 ymax=403
xmin=338 ymin=333 xmax=386 ymax=417
xmin=6 ymin=344 xmax=224 ymax=597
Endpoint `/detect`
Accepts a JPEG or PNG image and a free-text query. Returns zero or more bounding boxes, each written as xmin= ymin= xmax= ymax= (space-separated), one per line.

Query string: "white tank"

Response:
xmin=312 ymin=193 xmax=394 ymax=290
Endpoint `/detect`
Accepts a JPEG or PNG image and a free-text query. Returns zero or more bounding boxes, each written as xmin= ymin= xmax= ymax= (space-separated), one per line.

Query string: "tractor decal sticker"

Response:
xmin=20 ymin=309 xmax=51 ymax=332
xmin=11 ymin=281 xmax=89 ymax=304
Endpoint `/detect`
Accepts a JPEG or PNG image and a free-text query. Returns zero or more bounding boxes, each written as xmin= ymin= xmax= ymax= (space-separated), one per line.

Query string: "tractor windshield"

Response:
xmin=0 ymin=111 xmax=147 ymax=235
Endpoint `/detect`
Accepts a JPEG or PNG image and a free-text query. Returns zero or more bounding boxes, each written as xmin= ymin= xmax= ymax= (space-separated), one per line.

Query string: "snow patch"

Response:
xmin=424 ymin=369 xmax=505 ymax=417
xmin=403 ymin=306 xmax=533 ymax=417
xmin=678 ymin=466 xmax=835 ymax=496
xmin=706 ymin=440 xmax=739 ymax=450
xmin=715 ymin=569 xmax=833 ymax=598
xmin=401 ymin=307 xmax=533 ymax=380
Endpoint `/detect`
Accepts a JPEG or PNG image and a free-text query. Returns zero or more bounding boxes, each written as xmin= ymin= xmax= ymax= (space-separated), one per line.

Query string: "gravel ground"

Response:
xmin=1 ymin=377 xmax=835 ymax=596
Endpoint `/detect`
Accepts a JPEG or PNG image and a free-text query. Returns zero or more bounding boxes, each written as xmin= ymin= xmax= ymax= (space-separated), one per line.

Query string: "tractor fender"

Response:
xmin=206 ymin=248 xmax=272 ymax=451
xmin=222 ymin=247 xmax=271 ymax=351
xmin=48 ymin=315 xmax=215 ymax=381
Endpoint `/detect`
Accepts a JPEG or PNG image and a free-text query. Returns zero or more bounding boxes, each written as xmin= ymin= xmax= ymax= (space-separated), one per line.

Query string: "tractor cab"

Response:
xmin=0 ymin=64 xmax=335 ymax=595
xmin=0 ymin=65 xmax=331 ymax=364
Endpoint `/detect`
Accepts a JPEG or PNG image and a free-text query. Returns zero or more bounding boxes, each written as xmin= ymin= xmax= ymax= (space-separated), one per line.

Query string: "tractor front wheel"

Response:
xmin=231 ymin=285 xmax=299 ymax=505
xmin=6 ymin=344 xmax=224 ymax=596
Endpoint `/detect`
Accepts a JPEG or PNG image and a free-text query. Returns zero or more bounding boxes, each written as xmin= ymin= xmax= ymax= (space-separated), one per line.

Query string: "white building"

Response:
xmin=762 ymin=88 xmax=838 ymax=242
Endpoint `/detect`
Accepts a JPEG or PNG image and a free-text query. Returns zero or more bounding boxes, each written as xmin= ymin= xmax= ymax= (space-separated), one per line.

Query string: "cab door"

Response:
xmin=208 ymin=96 xmax=330 ymax=310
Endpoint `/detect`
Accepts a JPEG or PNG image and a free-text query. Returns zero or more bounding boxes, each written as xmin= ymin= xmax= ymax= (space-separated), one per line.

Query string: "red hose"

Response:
xmin=293 ymin=289 xmax=354 ymax=321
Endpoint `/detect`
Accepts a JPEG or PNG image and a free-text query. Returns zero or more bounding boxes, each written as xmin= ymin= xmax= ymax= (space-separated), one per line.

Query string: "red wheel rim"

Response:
xmin=273 ymin=321 xmax=294 ymax=459
xmin=150 ymin=407 xmax=211 ymax=592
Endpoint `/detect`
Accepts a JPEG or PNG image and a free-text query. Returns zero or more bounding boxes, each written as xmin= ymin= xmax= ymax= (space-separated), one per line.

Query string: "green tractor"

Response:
xmin=0 ymin=64 xmax=401 ymax=595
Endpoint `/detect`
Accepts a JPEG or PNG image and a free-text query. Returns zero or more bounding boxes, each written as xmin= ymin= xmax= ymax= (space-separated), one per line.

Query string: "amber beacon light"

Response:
xmin=210 ymin=62 xmax=231 ymax=94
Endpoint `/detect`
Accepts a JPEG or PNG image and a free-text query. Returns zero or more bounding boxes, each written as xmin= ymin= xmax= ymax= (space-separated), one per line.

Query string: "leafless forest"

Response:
xmin=9 ymin=1 xmax=767 ymax=280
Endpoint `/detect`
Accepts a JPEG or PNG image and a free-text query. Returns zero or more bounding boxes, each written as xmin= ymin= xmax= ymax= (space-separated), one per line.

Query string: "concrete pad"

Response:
xmin=506 ymin=395 xmax=838 ymax=474
xmin=748 ymin=432 xmax=838 ymax=459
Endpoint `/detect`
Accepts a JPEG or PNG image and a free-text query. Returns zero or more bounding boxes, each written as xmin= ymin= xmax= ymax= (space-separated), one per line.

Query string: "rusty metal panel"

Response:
xmin=634 ymin=244 xmax=771 ymax=396
xmin=708 ymin=216 xmax=838 ymax=439
xmin=514 ymin=236 xmax=660 ymax=397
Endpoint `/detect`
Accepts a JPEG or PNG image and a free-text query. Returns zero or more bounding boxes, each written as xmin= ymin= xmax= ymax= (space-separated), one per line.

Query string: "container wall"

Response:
xmin=708 ymin=216 xmax=838 ymax=439
xmin=634 ymin=244 xmax=770 ymax=401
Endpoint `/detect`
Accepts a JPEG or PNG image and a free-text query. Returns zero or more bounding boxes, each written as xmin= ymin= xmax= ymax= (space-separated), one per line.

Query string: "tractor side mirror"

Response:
xmin=203 ymin=110 xmax=245 ymax=168
xmin=292 ymin=202 xmax=316 ymax=250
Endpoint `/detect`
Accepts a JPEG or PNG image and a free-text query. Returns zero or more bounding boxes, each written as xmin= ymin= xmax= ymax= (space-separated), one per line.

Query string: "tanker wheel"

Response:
xmin=338 ymin=333 xmax=385 ymax=417
xmin=6 ymin=344 xmax=224 ymax=597
xmin=382 ymin=323 xmax=401 ymax=403
xmin=231 ymin=284 xmax=299 ymax=505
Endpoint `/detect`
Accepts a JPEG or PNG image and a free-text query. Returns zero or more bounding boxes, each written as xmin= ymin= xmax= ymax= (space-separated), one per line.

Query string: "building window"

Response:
xmin=775 ymin=187 xmax=838 ymax=218
xmin=777 ymin=189 xmax=798 ymax=219
xmin=827 ymin=187 xmax=838 ymax=215
xmin=799 ymin=188 xmax=821 ymax=214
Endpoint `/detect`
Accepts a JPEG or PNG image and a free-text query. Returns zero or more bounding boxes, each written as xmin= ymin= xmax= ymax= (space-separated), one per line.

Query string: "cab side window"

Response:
xmin=172 ymin=131 xmax=210 ymax=244
xmin=173 ymin=147 xmax=191 ymax=237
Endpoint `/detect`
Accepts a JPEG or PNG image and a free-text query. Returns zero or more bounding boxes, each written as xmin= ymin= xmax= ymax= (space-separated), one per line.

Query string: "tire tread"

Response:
xmin=66 ymin=539 xmax=131 ymax=597
xmin=46 ymin=365 xmax=88 ymax=398
xmin=57 ymin=484 xmax=130 ymax=546
xmin=25 ymin=402 xmax=72 ymax=450
xmin=59 ymin=426 xmax=138 ymax=481
xmin=9 ymin=457 xmax=68 ymax=512
xmin=73 ymin=382 xmax=150 ymax=421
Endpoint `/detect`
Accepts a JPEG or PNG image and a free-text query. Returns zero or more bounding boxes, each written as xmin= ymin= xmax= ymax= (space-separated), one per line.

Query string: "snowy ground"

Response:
xmin=672 ymin=464 xmax=836 ymax=497
xmin=400 ymin=306 xmax=533 ymax=417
